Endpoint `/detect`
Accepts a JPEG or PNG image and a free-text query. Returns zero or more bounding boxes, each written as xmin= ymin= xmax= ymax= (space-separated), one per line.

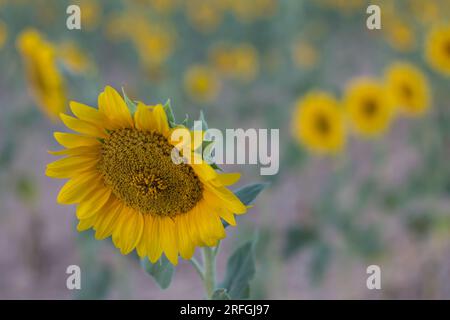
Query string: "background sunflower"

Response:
xmin=1 ymin=0 xmax=450 ymax=299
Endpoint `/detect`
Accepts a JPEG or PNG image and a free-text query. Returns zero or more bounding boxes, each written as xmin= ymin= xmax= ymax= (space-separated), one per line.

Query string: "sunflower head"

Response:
xmin=46 ymin=86 xmax=247 ymax=265
xmin=426 ymin=24 xmax=450 ymax=76
xmin=292 ymin=91 xmax=345 ymax=154
xmin=17 ymin=29 xmax=67 ymax=120
xmin=385 ymin=62 xmax=430 ymax=116
xmin=344 ymin=77 xmax=393 ymax=137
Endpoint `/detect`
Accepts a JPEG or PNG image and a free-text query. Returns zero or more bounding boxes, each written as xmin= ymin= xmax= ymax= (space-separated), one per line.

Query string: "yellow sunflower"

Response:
xmin=385 ymin=62 xmax=430 ymax=116
xmin=184 ymin=64 xmax=220 ymax=104
xmin=0 ymin=20 xmax=7 ymax=49
xmin=292 ymin=91 xmax=345 ymax=154
xmin=344 ymin=78 xmax=393 ymax=137
xmin=17 ymin=29 xmax=67 ymax=120
xmin=425 ymin=24 xmax=450 ymax=76
xmin=46 ymin=86 xmax=246 ymax=265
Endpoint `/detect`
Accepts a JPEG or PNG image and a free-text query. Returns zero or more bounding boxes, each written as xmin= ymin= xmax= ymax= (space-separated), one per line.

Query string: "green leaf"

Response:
xmin=121 ymin=87 xmax=137 ymax=115
xmin=140 ymin=256 xmax=174 ymax=289
xmin=211 ymin=288 xmax=231 ymax=300
xmin=181 ymin=114 xmax=189 ymax=127
xmin=192 ymin=110 xmax=208 ymax=131
xmin=235 ymin=183 xmax=268 ymax=206
xmin=163 ymin=99 xmax=176 ymax=127
xmin=220 ymin=241 xmax=256 ymax=299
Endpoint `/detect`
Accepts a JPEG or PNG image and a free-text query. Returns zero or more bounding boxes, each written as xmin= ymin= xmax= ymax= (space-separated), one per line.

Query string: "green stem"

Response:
xmin=201 ymin=246 xmax=217 ymax=299
xmin=189 ymin=257 xmax=204 ymax=280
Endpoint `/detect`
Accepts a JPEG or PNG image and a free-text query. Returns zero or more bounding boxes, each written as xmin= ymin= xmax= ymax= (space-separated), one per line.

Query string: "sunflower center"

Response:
xmin=315 ymin=114 xmax=330 ymax=135
xmin=363 ymin=99 xmax=378 ymax=117
xmin=401 ymin=83 xmax=413 ymax=100
xmin=98 ymin=128 xmax=203 ymax=217
xmin=445 ymin=40 xmax=450 ymax=57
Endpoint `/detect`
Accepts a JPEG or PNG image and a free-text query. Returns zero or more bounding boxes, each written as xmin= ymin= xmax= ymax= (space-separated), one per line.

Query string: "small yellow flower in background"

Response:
xmin=231 ymin=44 xmax=260 ymax=83
xmin=425 ymin=24 xmax=450 ymax=76
xmin=209 ymin=43 xmax=259 ymax=83
xmin=46 ymin=86 xmax=246 ymax=265
xmin=79 ymin=0 xmax=101 ymax=31
xmin=0 ymin=20 xmax=8 ymax=49
xmin=385 ymin=62 xmax=430 ymax=117
xmin=291 ymin=40 xmax=319 ymax=70
xmin=17 ymin=29 xmax=67 ymax=121
xmin=147 ymin=0 xmax=180 ymax=15
xmin=58 ymin=41 xmax=93 ymax=74
xmin=185 ymin=0 xmax=224 ymax=33
xmin=184 ymin=64 xmax=220 ymax=104
xmin=344 ymin=78 xmax=393 ymax=137
xmin=105 ymin=12 xmax=175 ymax=68
xmin=384 ymin=19 xmax=416 ymax=52
xmin=292 ymin=91 xmax=345 ymax=154
xmin=228 ymin=0 xmax=278 ymax=23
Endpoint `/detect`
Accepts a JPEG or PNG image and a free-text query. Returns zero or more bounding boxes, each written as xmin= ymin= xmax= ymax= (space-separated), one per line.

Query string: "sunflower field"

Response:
xmin=1 ymin=0 xmax=450 ymax=300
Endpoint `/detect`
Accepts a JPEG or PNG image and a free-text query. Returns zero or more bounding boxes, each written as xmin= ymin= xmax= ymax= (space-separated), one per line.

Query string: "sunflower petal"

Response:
xmin=159 ymin=217 xmax=178 ymax=265
xmin=54 ymin=132 xmax=99 ymax=148
xmin=60 ymin=113 xmax=108 ymax=138
xmin=76 ymin=187 xmax=112 ymax=219
xmin=103 ymin=86 xmax=134 ymax=128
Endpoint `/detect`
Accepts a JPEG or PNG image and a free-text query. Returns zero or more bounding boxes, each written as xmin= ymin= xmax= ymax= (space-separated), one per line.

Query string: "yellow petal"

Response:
xmin=76 ymin=187 xmax=112 ymax=219
xmin=134 ymin=103 xmax=153 ymax=131
xmin=152 ymin=104 xmax=170 ymax=136
xmin=147 ymin=215 xmax=163 ymax=263
xmin=54 ymin=132 xmax=99 ymax=148
xmin=57 ymin=172 xmax=101 ymax=204
xmin=94 ymin=201 xmax=123 ymax=240
xmin=116 ymin=208 xmax=144 ymax=255
xmin=205 ymin=185 xmax=247 ymax=214
xmin=48 ymin=145 xmax=100 ymax=157
xmin=176 ymin=214 xmax=195 ymax=259
xmin=77 ymin=214 xmax=98 ymax=232
xmin=70 ymin=101 xmax=105 ymax=124
xmin=214 ymin=172 xmax=241 ymax=187
xmin=60 ymin=113 xmax=108 ymax=138
xmin=159 ymin=217 xmax=179 ymax=265
xmin=46 ymin=156 xmax=98 ymax=178
xmin=103 ymin=86 xmax=133 ymax=128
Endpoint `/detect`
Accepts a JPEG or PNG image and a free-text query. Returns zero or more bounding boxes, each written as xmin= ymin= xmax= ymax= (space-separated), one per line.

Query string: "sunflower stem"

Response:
xmin=189 ymin=257 xmax=204 ymax=280
xmin=201 ymin=246 xmax=216 ymax=299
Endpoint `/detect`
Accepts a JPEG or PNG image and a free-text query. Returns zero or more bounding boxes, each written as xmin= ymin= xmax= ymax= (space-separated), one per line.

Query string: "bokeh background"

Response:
xmin=1 ymin=0 xmax=450 ymax=299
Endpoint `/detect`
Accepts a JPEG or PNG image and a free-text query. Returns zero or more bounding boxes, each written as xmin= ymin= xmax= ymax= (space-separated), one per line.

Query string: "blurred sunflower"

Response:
xmin=385 ymin=62 xmax=430 ymax=116
xmin=292 ymin=91 xmax=345 ymax=154
xmin=232 ymin=44 xmax=260 ymax=83
xmin=58 ymin=41 xmax=92 ymax=74
xmin=0 ymin=20 xmax=7 ymax=49
xmin=17 ymin=29 xmax=67 ymax=120
xmin=185 ymin=0 xmax=224 ymax=33
xmin=425 ymin=24 xmax=450 ymax=76
xmin=344 ymin=78 xmax=393 ymax=137
xmin=384 ymin=19 xmax=416 ymax=52
xmin=184 ymin=64 xmax=220 ymax=104
xmin=46 ymin=86 xmax=246 ymax=265
xmin=291 ymin=40 xmax=319 ymax=70
xmin=79 ymin=0 xmax=101 ymax=31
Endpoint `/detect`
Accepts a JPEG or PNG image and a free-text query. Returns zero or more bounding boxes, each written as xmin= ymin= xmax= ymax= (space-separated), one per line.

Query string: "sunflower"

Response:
xmin=17 ymin=29 xmax=67 ymax=120
xmin=425 ymin=24 xmax=450 ymax=76
xmin=184 ymin=64 xmax=220 ymax=104
xmin=292 ymin=91 xmax=345 ymax=154
xmin=385 ymin=62 xmax=430 ymax=116
xmin=0 ymin=20 xmax=7 ymax=49
xmin=344 ymin=78 xmax=393 ymax=137
xmin=46 ymin=86 xmax=246 ymax=265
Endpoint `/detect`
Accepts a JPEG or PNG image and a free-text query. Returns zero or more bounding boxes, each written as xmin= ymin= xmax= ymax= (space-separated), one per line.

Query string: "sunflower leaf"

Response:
xmin=235 ymin=183 xmax=268 ymax=206
xmin=121 ymin=87 xmax=137 ymax=115
xmin=220 ymin=241 xmax=255 ymax=299
xmin=211 ymin=288 xmax=231 ymax=300
xmin=140 ymin=256 xmax=174 ymax=290
xmin=163 ymin=99 xmax=176 ymax=127
xmin=192 ymin=110 xmax=208 ymax=131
